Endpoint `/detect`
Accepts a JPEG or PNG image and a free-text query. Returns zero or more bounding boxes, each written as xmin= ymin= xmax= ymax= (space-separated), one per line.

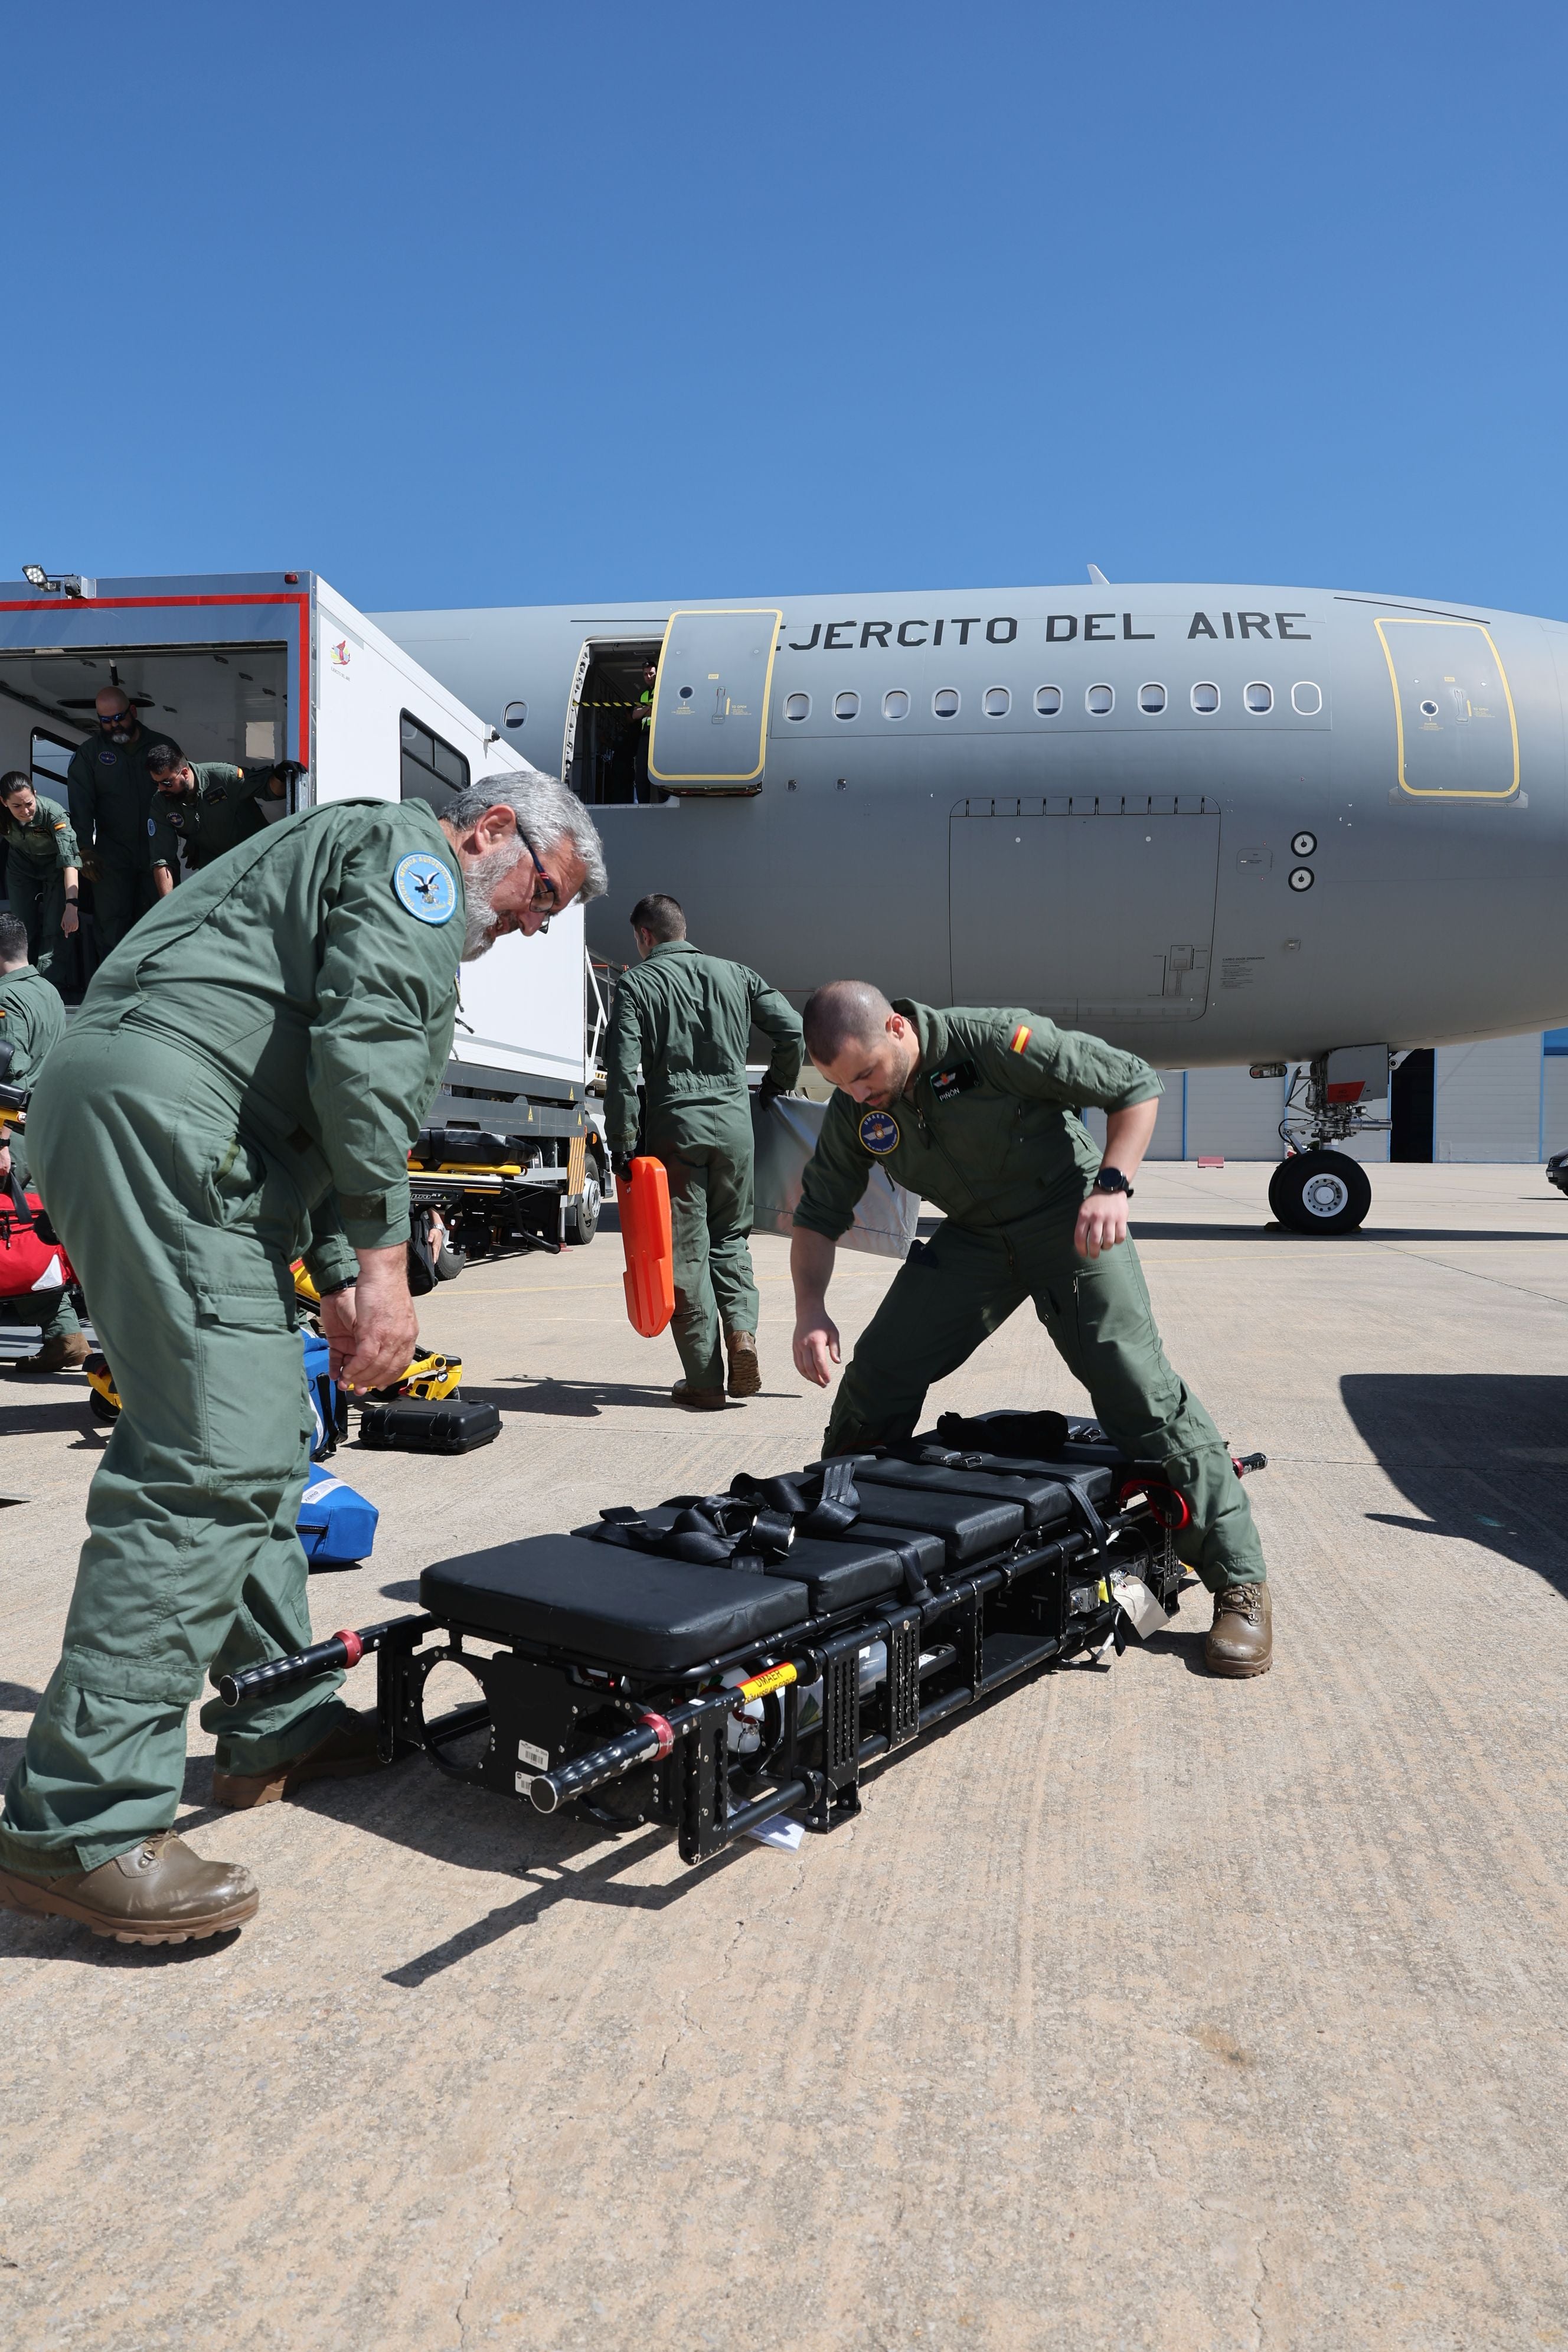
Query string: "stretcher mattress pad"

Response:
xmin=856 ymin=1459 xmax=1074 ymax=1531
xmin=421 ymin=1536 xmax=812 ymax=1672
xmin=810 ymin=1467 xmax=1024 ymax=1561
xmin=573 ymin=1512 xmax=911 ymax=1613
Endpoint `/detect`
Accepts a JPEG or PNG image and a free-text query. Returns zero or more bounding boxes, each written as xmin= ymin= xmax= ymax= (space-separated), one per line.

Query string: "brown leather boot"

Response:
xmin=672 ymin=1380 xmax=727 ymax=1410
xmin=725 ymin=1331 xmax=761 ymax=1398
xmin=211 ymin=1710 xmax=383 ymax=1809
xmin=1205 ymin=1583 xmax=1273 ymax=1678
xmin=18 ymin=1332 xmax=90 ymax=1374
xmin=0 ymin=1834 xmax=259 ymax=1945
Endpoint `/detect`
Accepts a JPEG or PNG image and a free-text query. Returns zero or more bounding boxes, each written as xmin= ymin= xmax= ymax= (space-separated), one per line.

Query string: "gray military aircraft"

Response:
xmin=374 ymin=576 xmax=1568 ymax=1234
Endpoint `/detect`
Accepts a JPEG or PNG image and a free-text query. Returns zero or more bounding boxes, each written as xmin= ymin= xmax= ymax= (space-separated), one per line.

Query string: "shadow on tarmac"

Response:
xmin=1342 ymin=1373 xmax=1568 ymax=1596
xmin=445 ymin=1379 xmax=798 ymax=1419
xmin=453 ymin=1377 xmax=687 ymax=1418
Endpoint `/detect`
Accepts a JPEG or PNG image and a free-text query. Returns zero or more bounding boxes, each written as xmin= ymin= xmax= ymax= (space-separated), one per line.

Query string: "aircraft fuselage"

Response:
xmin=374 ymin=582 xmax=1568 ymax=1065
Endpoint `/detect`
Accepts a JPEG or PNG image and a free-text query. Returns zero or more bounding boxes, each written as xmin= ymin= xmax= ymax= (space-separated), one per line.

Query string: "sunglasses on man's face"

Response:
xmin=98 ymin=711 xmax=133 ymax=730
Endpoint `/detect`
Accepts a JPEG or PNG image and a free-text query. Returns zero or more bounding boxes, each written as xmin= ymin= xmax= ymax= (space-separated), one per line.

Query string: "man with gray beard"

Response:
xmin=0 ymin=775 xmax=605 ymax=1945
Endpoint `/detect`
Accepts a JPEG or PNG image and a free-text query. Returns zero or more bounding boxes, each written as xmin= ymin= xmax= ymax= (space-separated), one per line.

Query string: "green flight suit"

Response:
xmin=605 ymin=940 xmax=803 ymax=1390
xmin=0 ymin=962 xmax=79 ymax=1346
xmin=66 ymin=727 xmax=179 ymax=953
xmin=2 ymin=791 xmax=80 ymax=974
xmin=158 ymin=763 xmax=279 ymax=871
xmin=0 ymin=799 xmax=463 ymax=1877
xmin=794 ymin=1002 xmax=1266 ymax=1595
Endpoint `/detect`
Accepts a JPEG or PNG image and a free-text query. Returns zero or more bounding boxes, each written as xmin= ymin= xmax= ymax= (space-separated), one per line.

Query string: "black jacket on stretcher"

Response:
xmin=792 ymin=1001 xmax=1163 ymax=1240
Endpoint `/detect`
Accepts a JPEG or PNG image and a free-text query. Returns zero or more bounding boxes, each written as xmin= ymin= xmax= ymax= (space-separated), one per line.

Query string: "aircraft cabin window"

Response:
xmin=933 ymin=688 xmax=961 ymax=718
xmin=785 ymin=691 xmax=811 ymax=721
xmin=1139 ymin=682 xmax=1167 ymax=714
xmin=503 ymin=700 xmax=528 ymax=729
xmin=1191 ymin=682 xmax=1220 ymax=713
xmin=1034 ymin=685 xmax=1063 ymax=716
xmin=883 ymin=689 xmax=910 ymax=719
xmin=1244 ymin=681 xmax=1273 ymax=713
xmin=1292 ymin=681 xmax=1323 ymax=715
xmin=399 ymin=712 xmax=471 ymax=813
xmin=1086 ymin=683 xmax=1114 ymax=715
xmin=834 ymin=691 xmax=860 ymax=720
xmin=982 ymin=687 xmax=1011 ymax=717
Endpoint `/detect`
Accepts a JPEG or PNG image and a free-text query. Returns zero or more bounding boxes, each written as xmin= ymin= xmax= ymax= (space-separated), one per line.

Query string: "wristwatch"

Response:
xmin=1093 ymin=1165 xmax=1135 ymax=1198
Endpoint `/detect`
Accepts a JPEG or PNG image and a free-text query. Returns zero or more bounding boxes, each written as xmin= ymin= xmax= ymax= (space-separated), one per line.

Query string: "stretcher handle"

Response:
xmin=213 ymin=1613 xmax=433 ymax=1707
xmin=529 ymin=1661 xmax=805 ymax=1815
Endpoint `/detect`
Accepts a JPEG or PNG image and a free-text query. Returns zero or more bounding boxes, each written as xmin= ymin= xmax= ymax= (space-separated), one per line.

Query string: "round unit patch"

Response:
xmin=393 ymin=852 xmax=457 ymax=925
xmin=858 ymin=1109 xmax=900 ymax=1156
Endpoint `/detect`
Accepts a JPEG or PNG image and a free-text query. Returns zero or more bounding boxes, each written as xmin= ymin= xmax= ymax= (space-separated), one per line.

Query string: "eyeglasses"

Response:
xmin=518 ymin=831 xmax=561 ymax=914
xmin=97 ymin=711 xmax=133 ymax=730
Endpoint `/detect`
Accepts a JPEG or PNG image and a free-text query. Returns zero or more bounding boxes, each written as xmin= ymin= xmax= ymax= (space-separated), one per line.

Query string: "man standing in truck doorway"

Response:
xmin=66 ymin=687 xmax=177 ymax=952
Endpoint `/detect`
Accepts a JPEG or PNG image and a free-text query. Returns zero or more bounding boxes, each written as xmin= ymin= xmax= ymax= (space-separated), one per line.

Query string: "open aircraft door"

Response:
xmin=648 ymin=609 xmax=782 ymax=789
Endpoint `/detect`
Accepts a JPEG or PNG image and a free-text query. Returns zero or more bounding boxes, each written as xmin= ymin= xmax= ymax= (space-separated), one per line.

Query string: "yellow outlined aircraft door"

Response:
xmin=1376 ymin=617 xmax=1520 ymax=798
xmin=649 ymin=609 xmax=782 ymax=786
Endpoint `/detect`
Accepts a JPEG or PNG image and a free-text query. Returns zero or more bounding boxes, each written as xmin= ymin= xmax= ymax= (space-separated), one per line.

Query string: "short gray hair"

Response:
xmin=444 ymin=767 xmax=607 ymax=903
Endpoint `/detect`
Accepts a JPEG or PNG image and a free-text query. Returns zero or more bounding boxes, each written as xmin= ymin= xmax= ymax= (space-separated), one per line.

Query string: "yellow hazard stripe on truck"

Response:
xmin=1010 ymin=1023 xmax=1033 ymax=1054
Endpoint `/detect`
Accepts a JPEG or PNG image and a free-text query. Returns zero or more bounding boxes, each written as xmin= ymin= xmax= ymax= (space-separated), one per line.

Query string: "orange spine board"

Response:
xmin=619 ymin=1156 xmax=675 ymax=1338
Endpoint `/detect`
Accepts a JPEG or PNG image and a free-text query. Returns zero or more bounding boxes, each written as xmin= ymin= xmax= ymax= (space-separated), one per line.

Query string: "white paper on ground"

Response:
xmin=1112 ymin=1573 xmax=1167 ymax=1639
xmin=744 ymin=1814 xmax=806 ymax=1851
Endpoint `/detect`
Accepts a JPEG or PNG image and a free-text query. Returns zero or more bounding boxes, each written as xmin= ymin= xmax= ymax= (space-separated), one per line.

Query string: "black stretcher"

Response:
xmin=218 ymin=1413 xmax=1265 ymax=1866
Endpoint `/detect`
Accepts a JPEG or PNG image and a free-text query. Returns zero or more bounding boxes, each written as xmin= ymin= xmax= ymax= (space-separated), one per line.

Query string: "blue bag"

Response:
xmin=302 ymin=1329 xmax=345 ymax=1462
xmin=297 ymin=1467 xmax=380 ymax=1566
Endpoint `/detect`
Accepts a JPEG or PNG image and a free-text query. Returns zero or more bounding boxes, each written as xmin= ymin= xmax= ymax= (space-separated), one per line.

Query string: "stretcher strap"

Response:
xmin=596 ymin=1495 xmax=796 ymax=1573
xmin=899 ymin=1441 xmax=1109 ymax=1546
xmin=597 ymin=1466 xmax=935 ymax=1607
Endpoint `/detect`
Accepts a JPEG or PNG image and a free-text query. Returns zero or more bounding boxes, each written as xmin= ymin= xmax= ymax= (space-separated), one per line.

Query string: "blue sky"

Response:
xmin=5 ymin=2 xmax=1566 ymax=617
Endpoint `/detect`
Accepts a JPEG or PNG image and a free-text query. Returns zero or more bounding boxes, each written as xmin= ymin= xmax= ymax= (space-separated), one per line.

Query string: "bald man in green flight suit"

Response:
xmin=66 ymin=686 xmax=179 ymax=951
xmin=0 ymin=771 xmax=606 ymax=1946
xmin=790 ymin=982 xmax=1272 ymax=1681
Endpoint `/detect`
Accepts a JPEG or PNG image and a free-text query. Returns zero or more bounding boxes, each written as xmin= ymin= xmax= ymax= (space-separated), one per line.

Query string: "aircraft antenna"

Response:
xmin=1087 ymin=563 xmax=1110 ymax=586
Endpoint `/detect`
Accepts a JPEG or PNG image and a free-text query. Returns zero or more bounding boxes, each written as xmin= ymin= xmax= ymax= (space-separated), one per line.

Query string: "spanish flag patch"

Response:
xmin=1009 ymin=1023 xmax=1033 ymax=1055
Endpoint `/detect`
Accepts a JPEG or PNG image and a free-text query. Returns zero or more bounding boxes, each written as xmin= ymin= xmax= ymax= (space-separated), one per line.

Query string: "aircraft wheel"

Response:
xmin=1268 ymin=1149 xmax=1371 ymax=1235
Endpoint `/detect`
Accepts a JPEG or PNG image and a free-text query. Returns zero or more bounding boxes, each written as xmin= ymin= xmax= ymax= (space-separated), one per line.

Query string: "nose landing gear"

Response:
xmin=1268 ymin=1148 xmax=1372 ymax=1235
xmin=1268 ymin=1049 xmax=1391 ymax=1234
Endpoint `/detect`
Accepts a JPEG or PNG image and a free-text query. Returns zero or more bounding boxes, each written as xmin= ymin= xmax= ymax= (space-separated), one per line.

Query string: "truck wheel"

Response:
xmin=1268 ymin=1149 xmax=1371 ymax=1235
xmin=563 ymin=1170 xmax=601 ymax=1246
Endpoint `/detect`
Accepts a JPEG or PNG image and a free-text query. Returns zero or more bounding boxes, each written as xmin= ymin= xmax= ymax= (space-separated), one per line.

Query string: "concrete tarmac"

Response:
xmin=4 ymin=1163 xmax=1568 ymax=2350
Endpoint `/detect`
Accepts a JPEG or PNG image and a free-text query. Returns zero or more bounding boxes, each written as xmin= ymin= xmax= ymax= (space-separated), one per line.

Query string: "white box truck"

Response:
xmin=0 ymin=567 xmax=605 ymax=1247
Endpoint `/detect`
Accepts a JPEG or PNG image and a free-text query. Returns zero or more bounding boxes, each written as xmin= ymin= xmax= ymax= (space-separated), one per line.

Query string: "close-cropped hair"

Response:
xmin=802 ymin=981 xmax=894 ymax=1064
xmin=628 ymin=893 xmax=686 ymax=943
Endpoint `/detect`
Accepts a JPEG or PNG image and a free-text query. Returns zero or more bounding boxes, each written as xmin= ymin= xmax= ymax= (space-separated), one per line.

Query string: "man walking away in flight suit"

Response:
xmin=0 ymin=772 xmax=606 ymax=1945
xmin=790 ymin=982 xmax=1272 ymax=1679
xmin=605 ymin=893 xmax=803 ymax=1408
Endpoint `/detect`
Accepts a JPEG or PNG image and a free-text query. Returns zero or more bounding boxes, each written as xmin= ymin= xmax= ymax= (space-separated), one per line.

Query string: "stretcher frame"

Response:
xmin=222 ymin=1435 xmax=1265 ymax=1866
